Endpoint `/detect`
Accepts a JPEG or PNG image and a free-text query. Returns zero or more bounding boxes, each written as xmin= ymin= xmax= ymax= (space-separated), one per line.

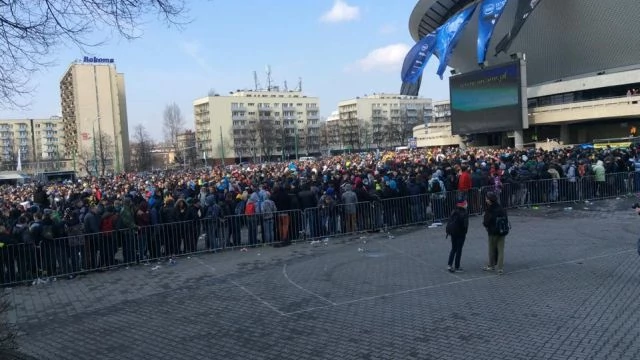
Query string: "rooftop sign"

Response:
xmin=83 ymin=56 xmax=114 ymax=63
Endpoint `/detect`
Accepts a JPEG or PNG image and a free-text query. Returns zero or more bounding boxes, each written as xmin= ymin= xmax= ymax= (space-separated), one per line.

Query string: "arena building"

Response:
xmin=409 ymin=0 xmax=640 ymax=148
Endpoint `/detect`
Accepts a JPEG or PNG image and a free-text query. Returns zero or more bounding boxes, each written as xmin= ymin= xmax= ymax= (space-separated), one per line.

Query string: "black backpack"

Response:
xmin=446 ymin=211 xmax=465 ymax=237
xmin=430 ymin=179 xmax=442 ymax=193
xmin=495 ymin=216 xmax=510 ymax=236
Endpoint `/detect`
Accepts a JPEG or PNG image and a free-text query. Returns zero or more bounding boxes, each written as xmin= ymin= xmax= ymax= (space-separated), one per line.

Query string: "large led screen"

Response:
xmin=449 ymin=61 xmax=524 ymax=135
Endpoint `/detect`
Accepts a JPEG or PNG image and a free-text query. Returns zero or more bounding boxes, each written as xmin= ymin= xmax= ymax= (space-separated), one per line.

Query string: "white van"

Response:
xmin=299 ymin=156 xmax=316 ymax=162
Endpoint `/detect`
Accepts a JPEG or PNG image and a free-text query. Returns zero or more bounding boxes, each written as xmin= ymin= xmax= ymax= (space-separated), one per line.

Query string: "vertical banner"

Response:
xmin=477 ymin=0 xmax=508 ymax=65
xmin=494 ymin=0 xmax=543 ymax=55
xmin=400 ymin=74 xmax=422 ymax=96
xmin=435 ymin=4 xmax=478 ymax=79
xmin=401 ymin=32 xmax=437 ymax=84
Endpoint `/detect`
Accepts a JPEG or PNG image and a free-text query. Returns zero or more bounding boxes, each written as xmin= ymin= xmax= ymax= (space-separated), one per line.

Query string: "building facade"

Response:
xmin=413 ymin=100 xmax=463 ymax=148
xmin=0 ymin=117 xmax=67 ymax=172
xmin=60 ymin=61 xmax=130 ymax=174
xmin=176 ymin=130 xmax=197 ymax=167
xmin=194 ymin=90 xmax=321 ymax=163
xmin=334 ymin=94 xmax=432 ymax=151
xmin=408 ymin=0 xmax=640 ymax=146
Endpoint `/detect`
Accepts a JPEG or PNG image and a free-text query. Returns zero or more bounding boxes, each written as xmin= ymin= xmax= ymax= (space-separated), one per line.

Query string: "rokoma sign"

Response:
xmin=83 ymin=56 xmax=114 ymax=63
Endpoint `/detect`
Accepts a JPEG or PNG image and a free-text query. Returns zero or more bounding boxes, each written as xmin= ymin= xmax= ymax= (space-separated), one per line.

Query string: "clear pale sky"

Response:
xmin=0 ymin=0 xmax=451 ymax=141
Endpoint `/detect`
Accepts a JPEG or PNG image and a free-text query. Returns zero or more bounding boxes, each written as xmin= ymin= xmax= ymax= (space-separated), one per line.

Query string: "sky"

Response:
xmin=0 ymin=0 xmax=451 ymax=141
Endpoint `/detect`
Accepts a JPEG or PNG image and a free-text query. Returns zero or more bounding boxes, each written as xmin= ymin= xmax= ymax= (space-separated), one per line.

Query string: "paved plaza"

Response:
xmin=5 ymin=198 xmax=640 ymax=360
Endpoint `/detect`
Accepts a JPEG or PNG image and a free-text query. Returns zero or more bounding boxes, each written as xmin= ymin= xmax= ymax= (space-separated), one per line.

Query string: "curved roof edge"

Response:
xmin=409 ymin=0 xmax=476 ymax=41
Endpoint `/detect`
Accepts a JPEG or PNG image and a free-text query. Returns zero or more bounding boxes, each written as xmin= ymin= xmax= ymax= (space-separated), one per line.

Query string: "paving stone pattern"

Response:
xmin=5 ymin=198 xmax=640 ymax=359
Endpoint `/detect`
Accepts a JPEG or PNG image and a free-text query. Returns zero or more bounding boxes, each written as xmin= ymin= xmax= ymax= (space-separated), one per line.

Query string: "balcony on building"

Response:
xmin=529 ymin=94 xmax=640 ymax=125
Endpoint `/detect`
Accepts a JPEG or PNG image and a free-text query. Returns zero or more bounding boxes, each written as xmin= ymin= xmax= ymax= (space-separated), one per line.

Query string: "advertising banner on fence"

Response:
xmin=494 ymin=0 xmax=544 ymax=55
xmin=477 ymin=0 xmax=508 ymax=64
xmin=435 ymin=4 xmax=478 ymax=79
xmin=401 ymin=32 xmax=437 ymax=84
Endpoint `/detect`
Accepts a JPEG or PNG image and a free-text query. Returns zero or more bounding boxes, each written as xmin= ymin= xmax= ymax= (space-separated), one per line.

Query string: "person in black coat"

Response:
xmin=271 ymin=185 xmax=291 ymax=245
xmin=482 ymin=192 xmax=508 ymax=274
xmin=445 ymin=199 xmax=469 ymax=272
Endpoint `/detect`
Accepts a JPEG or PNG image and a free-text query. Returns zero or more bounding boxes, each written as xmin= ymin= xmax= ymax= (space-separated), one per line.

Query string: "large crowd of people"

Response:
xmin=0 ymin=144 xmax=637 ymax=285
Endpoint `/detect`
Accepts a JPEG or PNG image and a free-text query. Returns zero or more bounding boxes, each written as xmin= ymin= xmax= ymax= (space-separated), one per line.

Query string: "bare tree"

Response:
xmin=96 ymin=131 xmax=115 ymax=176
xmin=79 ymin=131 xmax=114 ymax=175
xmin=340 ymin=117 xmax=362 ymax=151
xmin=257 ymin=120 xmax=276 ymax=160
xmin=78 ymin=148 xmax=93 ymax=175
xmin=245 ymin=119 xmax=260 ymax=162
xmin=163 ymin=102 xmax=185 ymax=152
xmin=0 ymin=0 xmax=187 ymax=108
xmin=318 ymin=121 xmax=330 ymax=155
xmin=131 ymin=124 xmax=154 ymax=171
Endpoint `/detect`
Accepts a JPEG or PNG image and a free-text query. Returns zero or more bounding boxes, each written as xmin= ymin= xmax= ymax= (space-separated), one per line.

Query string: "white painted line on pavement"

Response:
xmin=196 ymin=257 xmax=285 ymax=316
xmin=379 ymin=240 xmax=466 ymax=281
xmin=282 ymin=248 xmax=636 ymax=316
xmin=228 ymin=279 xmax=286 ymax=316
xmin=283 ymin=264 xmax=337 ymax=306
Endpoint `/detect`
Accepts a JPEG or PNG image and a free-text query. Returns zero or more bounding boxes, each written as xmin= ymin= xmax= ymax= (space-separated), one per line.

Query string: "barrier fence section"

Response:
xmin=0 ymin=171 xmax=636 ymax=286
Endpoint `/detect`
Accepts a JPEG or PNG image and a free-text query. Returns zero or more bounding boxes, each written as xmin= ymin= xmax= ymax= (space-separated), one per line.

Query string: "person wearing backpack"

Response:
xmin=260 ymin=192 xmax=277 ymax=244
xmin=245 ymin=192 xmax=259 ymax=247
xmin=482 ymin=192 xmax=509 ymax=275
xmin=428 ymin=171 xmax=446 ymax=225
xmin=445 ymin=199 xmax=469 ymax=273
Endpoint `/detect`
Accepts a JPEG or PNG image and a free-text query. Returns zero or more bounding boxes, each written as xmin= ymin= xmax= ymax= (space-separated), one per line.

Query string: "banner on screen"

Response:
xmin=401 ymin=32 xmax=437 ymax=84
xmin=477 ymin=0 xmax=508 ymax=64
xmin=435 ymin=4 xmax=477 ymax=79
xmin=494 ymin=0 xmax=543 ymax=55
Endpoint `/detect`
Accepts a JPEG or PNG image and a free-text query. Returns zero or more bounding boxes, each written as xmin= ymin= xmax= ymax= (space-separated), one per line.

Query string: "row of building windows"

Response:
xmin=231 ymin=103 xmax=318 ymax=109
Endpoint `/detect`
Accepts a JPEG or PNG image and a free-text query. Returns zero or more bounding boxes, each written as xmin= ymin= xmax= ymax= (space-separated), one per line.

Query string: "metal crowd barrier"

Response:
xmin=0 ymin=171 xmax=636 ymax=286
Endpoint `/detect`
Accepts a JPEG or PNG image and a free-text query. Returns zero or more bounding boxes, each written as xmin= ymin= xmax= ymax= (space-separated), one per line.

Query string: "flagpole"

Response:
xmin=92 ymin=122 xmax=98 ymax=176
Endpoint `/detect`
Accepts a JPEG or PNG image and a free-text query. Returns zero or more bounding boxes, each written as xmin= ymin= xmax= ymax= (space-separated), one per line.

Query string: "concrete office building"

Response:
xmin=60 ymin=61 xmax=130 ymax=173
xmin=0 ymin=117 xmax=66 ymax=172
xmin=336 ymin=94 xmax=432 ymax=150
xmin=194 ymin=90 xmax=320 ymax=163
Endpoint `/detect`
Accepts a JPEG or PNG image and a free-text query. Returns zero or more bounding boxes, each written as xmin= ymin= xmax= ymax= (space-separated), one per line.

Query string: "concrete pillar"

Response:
xmin=513 ymin=130 xmax=524 ymax=149
xmin=560 ymin=124 xmax=570 ymax=145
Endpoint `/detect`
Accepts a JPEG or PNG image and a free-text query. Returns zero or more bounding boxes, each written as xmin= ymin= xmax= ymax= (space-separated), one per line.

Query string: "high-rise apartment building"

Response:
xmin=0 ymin=117 xmax=66 ymax=172
xmin=335 ymin=94 xmax=432 ymax=150
xmin=60 ymin=61 xmax=130 ymax=173
xmin=194 ymin=90 xmax=320 ymax=163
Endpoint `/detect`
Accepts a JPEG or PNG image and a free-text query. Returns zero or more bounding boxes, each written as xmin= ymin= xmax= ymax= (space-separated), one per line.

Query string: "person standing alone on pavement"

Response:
xmin=482 ymin=192 xmax=509 ymax=275
xmin=446 ymin=199 xmax=469 ymax=272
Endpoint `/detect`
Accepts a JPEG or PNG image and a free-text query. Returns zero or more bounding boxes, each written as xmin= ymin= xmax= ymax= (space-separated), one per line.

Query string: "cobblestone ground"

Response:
xmin=5 ymin=197 xmax=640 ymax=360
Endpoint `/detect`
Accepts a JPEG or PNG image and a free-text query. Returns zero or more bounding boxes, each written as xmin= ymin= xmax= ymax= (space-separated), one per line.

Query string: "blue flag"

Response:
xmin=477 ymin=0 xmax=508 ymax=64
xmin=401 ymin=32 xmax=437 ymax=84
xmin=435 ymin=4 xmax=478 ymax=79
xmin=495 ymin=0 xmax=544 ymax=55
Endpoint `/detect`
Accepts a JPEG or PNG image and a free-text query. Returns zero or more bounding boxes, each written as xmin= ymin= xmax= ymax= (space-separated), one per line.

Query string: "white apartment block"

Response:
xmin=194 ymin=90 xmax=321 ymax=162
xmin=0 ymin=116 xmax=67 ymax=172
xmin=60 ymin=61 xmax=131 ymax=173
xmin=335 ymin=93 xmax=433 ymax=150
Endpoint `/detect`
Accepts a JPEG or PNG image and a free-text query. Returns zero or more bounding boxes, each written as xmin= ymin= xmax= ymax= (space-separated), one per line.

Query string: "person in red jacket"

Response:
xmin=457 ymin=165 xmax=472 ymax=202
